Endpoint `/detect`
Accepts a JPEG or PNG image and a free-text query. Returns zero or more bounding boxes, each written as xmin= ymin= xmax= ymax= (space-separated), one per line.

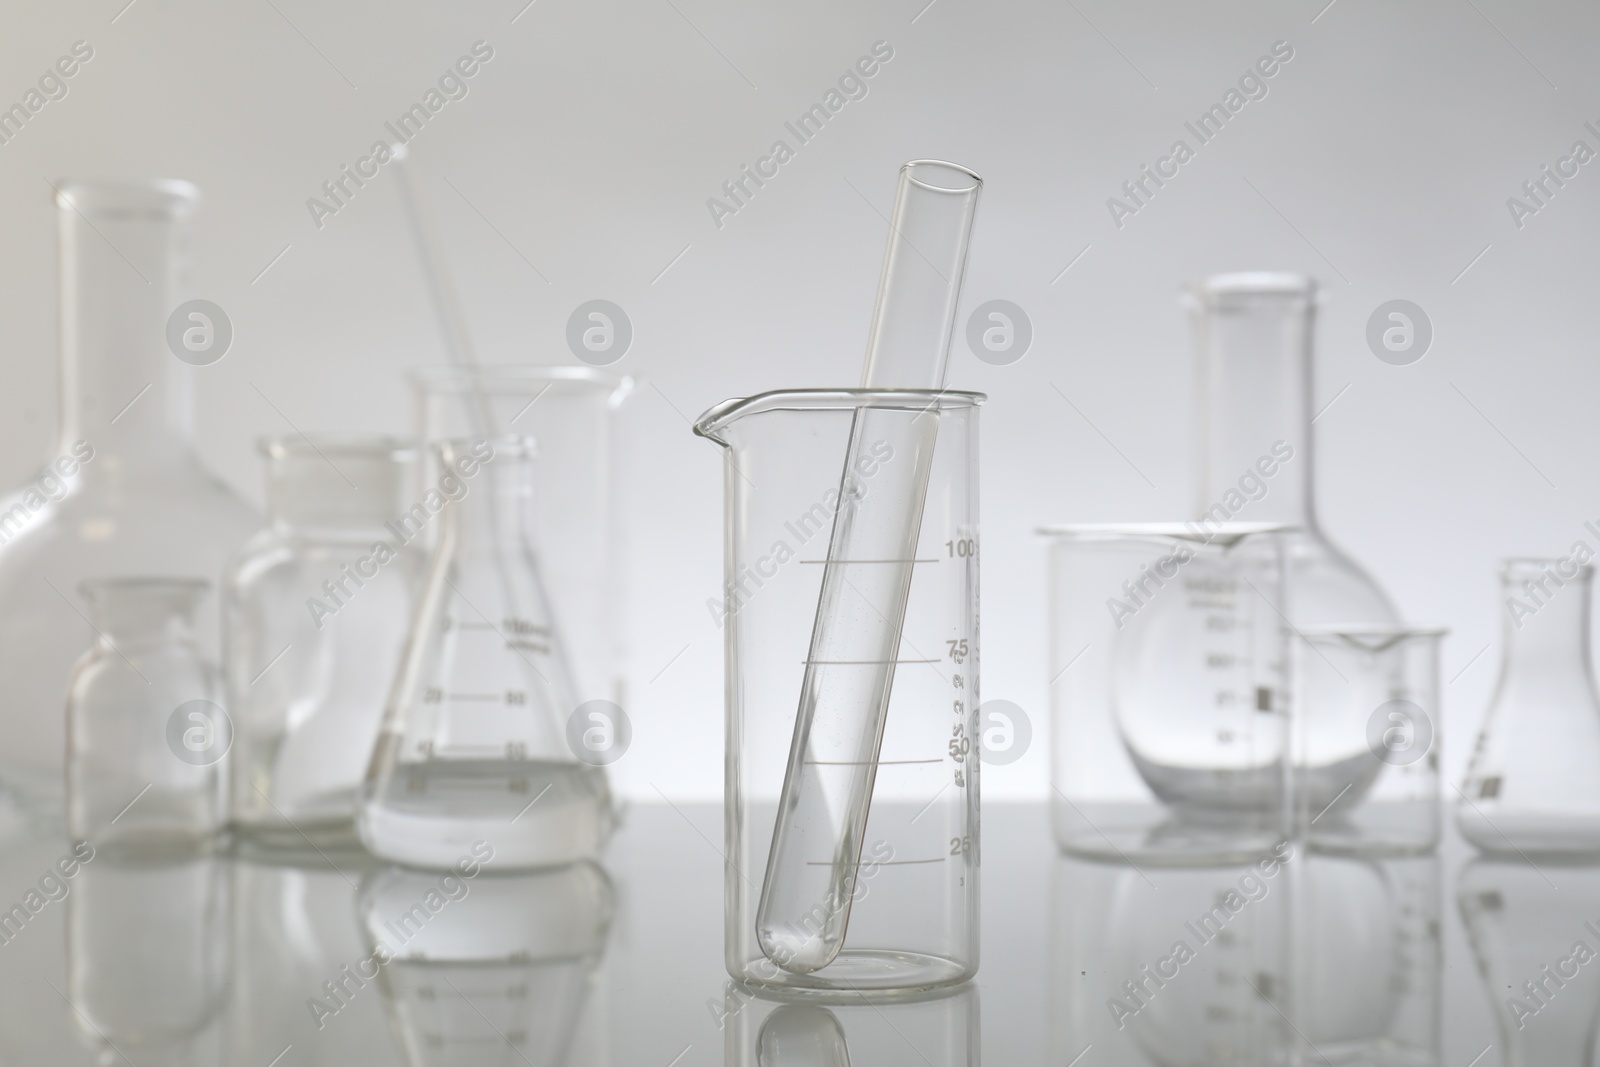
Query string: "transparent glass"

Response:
xmin=414 ymin=366 xmax=632 ymax=708
xmin=1190 ymin=274 xmax=1400 ymax=817
xmin=695 ymin=389 xmax=981 ymax=995
xmin=1296 ymin=626 xmax=1445 ymax=854
xmin=1042 ymin=523 xmax=1292 ymax=863
xmin=725 ymin=984 xmax=978 ymax=1067
xmin=356 ymin=861 xmax=613 ymax=1066
xmin=225 ymin=436 xmax=424 ymax=848
xmin=0 ymin=180 xmax=258 ymax=807
xmin=67 ymin=578 xmax=226 ymax=844
xmin=1458 ymin=559 xmax=1600 ymax=856
xmin=359 ymin=437 xmax=611 ymax=870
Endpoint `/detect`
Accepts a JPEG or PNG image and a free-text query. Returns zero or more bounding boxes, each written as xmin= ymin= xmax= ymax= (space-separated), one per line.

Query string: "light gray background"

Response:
xmin=1 ymin=0 xmax=1594 ymax=800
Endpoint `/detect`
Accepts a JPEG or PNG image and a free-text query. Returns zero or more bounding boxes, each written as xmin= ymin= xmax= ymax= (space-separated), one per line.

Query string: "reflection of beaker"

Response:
xmin=0 ymin=180 xmax=259 ymax=805
xmin=358 ymin=861 xmax=613 ymax=1067
xmin=727 ymin=985 xmax=978 ymax=1067
xmin=67 ymin=846 xmax=231 ymax=1061
xmin=1459 ymin=560 xmax=1600 ymax=857
xmin=359 ymin=437 xmax=611 ymax=870
xmin=226 ymin=436 xmax=425 ymax=848
xmin=1458 ymin=860 xmax=1600 ymax=1067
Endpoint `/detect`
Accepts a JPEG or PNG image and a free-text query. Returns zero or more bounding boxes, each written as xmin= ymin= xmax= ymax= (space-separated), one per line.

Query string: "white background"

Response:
xmin=1 ymin=0 xmax=1596 ymax=800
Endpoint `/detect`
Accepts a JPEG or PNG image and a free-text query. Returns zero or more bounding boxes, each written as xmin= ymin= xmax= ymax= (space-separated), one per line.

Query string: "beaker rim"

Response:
xmin=411 ymin=364 xmax=634 ymax=405
xmin=259 ymin=434 xmax=418 ymax=461
xmin=436 ymin=434 xmax=536 ymax=459
xmin=1036 ymin=521 xmax=1296 ymax=547
xmin=692 ymin=388 xmax=986 ymax=445
xmin=1187 ymin=272 xmax=1317 ymax=308
xmin=53 ymin=178 xmax=199 ymax=219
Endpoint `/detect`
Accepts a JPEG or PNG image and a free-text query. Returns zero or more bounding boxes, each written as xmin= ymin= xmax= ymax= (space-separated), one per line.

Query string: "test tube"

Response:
xmin=756 ymin=161 xmax=981 ymax=973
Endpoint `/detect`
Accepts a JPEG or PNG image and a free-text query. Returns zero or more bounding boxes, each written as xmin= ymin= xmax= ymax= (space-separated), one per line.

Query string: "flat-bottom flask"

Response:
xmin=359 ymin=437 xmax=612 ymax=870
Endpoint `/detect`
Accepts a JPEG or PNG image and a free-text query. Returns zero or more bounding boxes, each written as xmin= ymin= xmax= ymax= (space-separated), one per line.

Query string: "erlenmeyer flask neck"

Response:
xmin=1191 ymin=273 xmax=1317 ymax=530
xmin=1499 ymin=560 xmax=1595 ymax=683
xmin=56 ymin=180 xmax=200 ymax=469
xmin=81 ymin=577 xmax=207 ymax=648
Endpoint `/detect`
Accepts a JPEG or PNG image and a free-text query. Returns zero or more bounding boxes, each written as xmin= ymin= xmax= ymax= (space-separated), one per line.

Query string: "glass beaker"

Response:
xmin=1295 ymin=626 xmax=1445 ymax=854
xmin=414 ymin=366 xmax=632 ymax=709
xmin=225 ymin=436 xmax=424 ymax=849
xmin=359 ymin=436 xmax=611 ymax=870
xmin=66 ymin=578 xmax=227 ymax=845
xmin=1458 ymin=558 xmax=1600 ymax=856
xmin=0 ymin=180 xmax=259 ymax=807
xmin=1041 ymin=523 xmax=1293 ymax=863
xmin=695 ymin=388 xmax=981 ymax=995
xmin=1189 ymin=274 xmax=1400 ymax=818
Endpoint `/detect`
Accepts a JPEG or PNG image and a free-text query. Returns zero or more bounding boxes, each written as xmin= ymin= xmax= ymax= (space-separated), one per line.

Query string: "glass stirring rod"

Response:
xmin=756 ymin=161 xmax=981 ymax=973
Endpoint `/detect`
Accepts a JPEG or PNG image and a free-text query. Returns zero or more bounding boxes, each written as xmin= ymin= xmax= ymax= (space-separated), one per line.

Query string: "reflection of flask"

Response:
xmin=0 ymin=181 xmax=258 ymax=805
xmin=1189 ymin=274 xmax=1399 ymax=812
xmin=67 ymin=578 xmax=226 ymax=844
xmin=357 ymin=861 xmax=613 ymax=1067
xmin=1458 ymin=860 xmax=1600 ymax=1067
xmin=359 ymin=438 xmax=610 ymax=870
xmin=226 ymin=437 xmax=423 ymax=848
xmin=1459 ymin=561 xmax=1600 ymax=856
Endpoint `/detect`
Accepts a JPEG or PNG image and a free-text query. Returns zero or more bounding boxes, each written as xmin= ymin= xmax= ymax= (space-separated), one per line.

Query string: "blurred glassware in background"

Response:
xmin=360 ymin=437 xmax=612 ymax=870
xmin=1458 ymin=559 xmax=1600 ymax=857
xmin=725 ymin=984 xmax=979 ymax=1067
xmin=0 ymin=180 xmax=258 ymax=810
xmin=1189 ymin=273 xmax=1400 ymax=819
xmin=1295 ymin=626 xmax=1445 ymax=854
xmin=68 ymin=846 xmax=231 ymax=1064
xmin=413 ymin=366 xmax=632 ymax=710
xmin=1458 ymin=859 xmax=1600 ymax=1067
xmin=357 ymin=860 xmax=614 ymax=1067
xmin=67 ymin=578 xmax=227 ymax=845
xmin=1042 ymin=523 xmax=1292 ymax=863
xmin=225 ymin=436 xmax=424 ymax=849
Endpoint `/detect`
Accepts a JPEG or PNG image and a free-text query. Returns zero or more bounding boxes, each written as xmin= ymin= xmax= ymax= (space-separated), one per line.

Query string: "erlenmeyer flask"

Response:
xmin=0 ymin=181 xmax=258 ymax=806
xmin=359 ymin=436 xmax=611 ymax=870
xmin=1458 ymin=559 xmax=1600 ymax=856
xmin=1189 ymin=273 xmax=1399 ymax=814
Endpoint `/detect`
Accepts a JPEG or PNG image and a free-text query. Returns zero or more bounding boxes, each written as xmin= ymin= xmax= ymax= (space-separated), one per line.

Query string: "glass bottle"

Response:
xmin=359 ymin=436 xmax=611 ymax=870
xmin=1190 ymin=273 xmax=1400 ymax=814
xmin=0 ymin=180 xmax=258 ymax=807
xmin=67 ymin=578 xmax=227 ymax=844
xmin=1458 ymin=559 xmax=1600 ymax=856
xmin=225 ymin=436 xmax=423 ymax=849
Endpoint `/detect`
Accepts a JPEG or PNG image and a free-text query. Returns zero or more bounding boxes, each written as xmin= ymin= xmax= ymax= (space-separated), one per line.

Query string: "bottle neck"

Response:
xmin=1192 ymin=283 xmax=1317 ymax=530
xmin=85 ymin=579 xmax=207 ymax=650
xmin=56 ymin=183 xmax=198 ymax=471
xmin=266 ymin=443 xmax=414 ymax=538
xmin=1500 ymin=563 xmax=1593 ymax=682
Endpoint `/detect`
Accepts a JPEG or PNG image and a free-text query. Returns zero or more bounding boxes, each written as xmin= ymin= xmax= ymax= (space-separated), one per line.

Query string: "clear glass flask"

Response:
xmin=1190 ymin=274 xmax=1400 ymax=817
xmin=0 ymin=180 xmax=258 ymax=806
xmin=695 ymin=388 xmax=981 ymax=995
xmin=1458 ymin=558 xmax=1600 ymax=856
xmin=225 ymin=436 xmax=423 ymax=848
xmin=67 ymin=578 xmax=228 ymax=845
xmin=359 ymin=436 xmax=611 ymax=870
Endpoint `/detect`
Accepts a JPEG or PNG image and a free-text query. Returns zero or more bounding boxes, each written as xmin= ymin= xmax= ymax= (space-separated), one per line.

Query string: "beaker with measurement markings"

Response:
xmin=695 ymin=388 xmax=982 ymax=995
xmin=358 ymin=436 xmax=613 ymax=870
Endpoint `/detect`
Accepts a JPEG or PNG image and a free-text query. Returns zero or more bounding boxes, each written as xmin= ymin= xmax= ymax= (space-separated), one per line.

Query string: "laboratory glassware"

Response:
xmin=1190 ymin=273 xmax=1400 ymax=817
xmin=0 ymin=180 xmax=258 ymax=806
xmin=414 ymin=366 xmax=632 ymax=709
xmin=764 ymin=161 xmax=980 ymax=976
xmin=1296 ymin=626 xmax=1445 ymax=853
xmin=1458 ymin=858 xmax=1600 ymax=1067
xmin=358 ymin=861 xmax=613 ymax=1067
xmin=67 ymin=578 xmax=227 ymax=845
xmin=1458 ymin=558 xmax=1600 ymax=856
xmin=726 ymin=984 xmax=979 ymax=1067
xmin=1041 ymin=523 xmax=1292 ymax=863
xmin=695 ymin=388 xmax=981 ymax=995
xmin=359 ymin=436 xmax=611 ymax=870
xmin=225 ymin=436 xmax=424 ymax=848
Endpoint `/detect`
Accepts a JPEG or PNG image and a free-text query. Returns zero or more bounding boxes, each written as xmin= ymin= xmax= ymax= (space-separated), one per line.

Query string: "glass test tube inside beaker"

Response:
xmin=1042 ymin=524 xmax=1293 ymax=864
xmin=359 ymin=437 xmax=611 ymax=870
xmin=695 ymin=389 xmax=981 ymax=995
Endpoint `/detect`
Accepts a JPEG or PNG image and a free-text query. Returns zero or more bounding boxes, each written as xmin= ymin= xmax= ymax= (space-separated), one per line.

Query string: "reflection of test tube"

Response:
xmin=757 ymin=161 xmax=981 ymax=974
